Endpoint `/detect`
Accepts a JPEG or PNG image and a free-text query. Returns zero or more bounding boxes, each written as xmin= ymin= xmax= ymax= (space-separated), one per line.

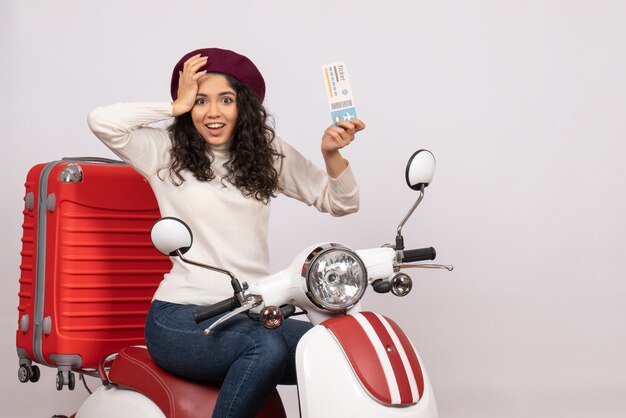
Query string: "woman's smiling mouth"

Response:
xmin=205 ymin=123 xmax=226 ymax=134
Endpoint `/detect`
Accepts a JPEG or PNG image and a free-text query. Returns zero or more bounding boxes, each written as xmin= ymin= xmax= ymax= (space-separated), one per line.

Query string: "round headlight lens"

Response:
xmin=304 ymin=246 xmax=368 ymax=311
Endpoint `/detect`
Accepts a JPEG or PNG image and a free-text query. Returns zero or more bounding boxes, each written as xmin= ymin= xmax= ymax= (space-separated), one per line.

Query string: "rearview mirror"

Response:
xmin=406 ymin=149 xmax=435 ymax=191
xmin=150 ymin=217 xmax=193 ymax=256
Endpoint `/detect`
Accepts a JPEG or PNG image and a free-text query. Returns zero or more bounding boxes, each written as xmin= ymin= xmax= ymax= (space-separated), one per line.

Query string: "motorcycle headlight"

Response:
xmin=302 ymin=244 xmax=368 ymax=312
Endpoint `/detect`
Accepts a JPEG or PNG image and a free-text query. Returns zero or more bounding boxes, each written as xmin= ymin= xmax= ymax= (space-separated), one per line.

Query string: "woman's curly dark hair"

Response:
xmin=165 ymin=74 xmax=284 ymax=204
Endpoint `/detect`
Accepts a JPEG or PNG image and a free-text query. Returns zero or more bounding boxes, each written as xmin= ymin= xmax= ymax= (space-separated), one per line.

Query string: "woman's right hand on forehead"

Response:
xmin=171 ymin=54 xmax=208 ymax=117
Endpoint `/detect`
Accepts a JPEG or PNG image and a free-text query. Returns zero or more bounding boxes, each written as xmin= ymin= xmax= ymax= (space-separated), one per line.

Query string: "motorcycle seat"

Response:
xmin=108 ymin=346 xmax=286 ymax=418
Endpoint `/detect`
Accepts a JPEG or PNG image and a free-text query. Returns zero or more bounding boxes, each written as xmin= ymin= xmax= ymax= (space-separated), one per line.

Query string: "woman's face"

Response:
xmin=191 ymin=73 xmax=238 ymax=146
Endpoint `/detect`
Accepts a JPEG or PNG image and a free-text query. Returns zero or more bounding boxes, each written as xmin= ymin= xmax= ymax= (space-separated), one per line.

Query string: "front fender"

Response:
xmin=296 ymin=313 xmax=438 ymax=418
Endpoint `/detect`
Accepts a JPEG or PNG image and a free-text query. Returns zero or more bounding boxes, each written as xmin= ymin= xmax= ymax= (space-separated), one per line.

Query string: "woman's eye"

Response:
xmin=222 ymin=97 xmax=234 ymax=104
xmin=195 ymin=98 xmax=206 ymax=105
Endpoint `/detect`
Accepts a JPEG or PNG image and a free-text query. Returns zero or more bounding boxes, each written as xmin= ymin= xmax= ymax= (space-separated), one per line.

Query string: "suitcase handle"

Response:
xmin=61 ymin=157 xmax=125 ymax=165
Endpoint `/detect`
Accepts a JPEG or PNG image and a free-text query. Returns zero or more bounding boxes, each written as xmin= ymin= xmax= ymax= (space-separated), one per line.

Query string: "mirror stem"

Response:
xmin=396 ymin=185 xmax=425 ymax=250
xmin=176 ymin=250 xmax=245 ymax=302
xmin=176 ymin=250 xmax=237 ymax=281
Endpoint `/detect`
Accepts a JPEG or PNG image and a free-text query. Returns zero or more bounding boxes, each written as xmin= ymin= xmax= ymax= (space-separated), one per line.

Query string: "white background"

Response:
xmin=2 ymin=1 xmax=625 ymax=417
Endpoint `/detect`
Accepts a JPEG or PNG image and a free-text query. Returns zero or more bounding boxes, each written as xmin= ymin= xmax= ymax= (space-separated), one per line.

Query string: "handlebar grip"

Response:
xmin=280 ymin=304 xmax=296 ymax=319
xmin=372 ymin=279 xmax=391 ymax=294
xmin=402 ymin=247 xmax=436 ymax=263
xmin=193 ymin=297 xmax=240 ymax=323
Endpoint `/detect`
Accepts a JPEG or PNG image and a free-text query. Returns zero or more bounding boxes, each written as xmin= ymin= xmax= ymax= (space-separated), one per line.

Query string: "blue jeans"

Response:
xmin=144 ymin=300 xmax=312 ymax=418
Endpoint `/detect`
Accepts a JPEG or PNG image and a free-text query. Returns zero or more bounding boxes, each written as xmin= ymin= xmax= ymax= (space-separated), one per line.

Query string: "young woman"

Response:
xmin=88 ymin=48 xmax=365 ymax=418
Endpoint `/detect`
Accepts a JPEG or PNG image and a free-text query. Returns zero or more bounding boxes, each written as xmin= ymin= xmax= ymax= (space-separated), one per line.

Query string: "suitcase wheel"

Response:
xmin=30 ymin=365 xmax=40 ymax=382
xmin=56 ymin=371 xmax=76 ymax=391
xmin=18 ymin=364 xmax=40 ymax=383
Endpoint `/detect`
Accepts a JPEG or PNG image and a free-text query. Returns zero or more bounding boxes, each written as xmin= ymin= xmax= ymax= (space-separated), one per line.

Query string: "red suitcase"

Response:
xmin=16 ymin=158 xmax=171 ymax=389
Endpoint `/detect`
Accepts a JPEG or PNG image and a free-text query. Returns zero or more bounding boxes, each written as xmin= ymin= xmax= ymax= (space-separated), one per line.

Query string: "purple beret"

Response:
xmin=170 ymin=48 xmax=265 ymax=102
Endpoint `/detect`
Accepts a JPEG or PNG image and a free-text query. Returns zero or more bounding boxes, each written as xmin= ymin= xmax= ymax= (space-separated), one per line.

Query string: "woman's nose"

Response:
xmin=205 ymin=101 xmax=220 ymax=117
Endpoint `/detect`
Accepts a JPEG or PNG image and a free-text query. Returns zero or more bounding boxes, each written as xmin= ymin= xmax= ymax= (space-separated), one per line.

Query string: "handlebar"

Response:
xmin=402 ymin=247 xmax=436 ymax=263
xmin=193 ymin=297 xmax=241 ymax=323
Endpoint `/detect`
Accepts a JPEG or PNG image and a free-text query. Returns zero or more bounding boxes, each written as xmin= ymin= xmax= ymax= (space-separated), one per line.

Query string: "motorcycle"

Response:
xmin=71 ymin=149 xmax=452 ymax=418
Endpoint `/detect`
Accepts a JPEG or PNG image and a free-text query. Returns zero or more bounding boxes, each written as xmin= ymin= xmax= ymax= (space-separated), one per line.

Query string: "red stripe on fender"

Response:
xmin=322 ymin=315 xmax=392 ymax=404
xmin=361 ymin=312 xmax=413 ymax=404
xmin=386 ymin=317 xmax=425 ymax=398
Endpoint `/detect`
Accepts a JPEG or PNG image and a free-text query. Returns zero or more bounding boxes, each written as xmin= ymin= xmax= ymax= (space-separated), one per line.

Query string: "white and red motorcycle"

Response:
xmin=73 ymin=149 xmax=452 ymax=418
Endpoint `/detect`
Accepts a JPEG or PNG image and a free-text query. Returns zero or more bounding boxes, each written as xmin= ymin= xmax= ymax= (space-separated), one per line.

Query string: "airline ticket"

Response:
xmin=322 ymin=61 xmax=357 ymax=125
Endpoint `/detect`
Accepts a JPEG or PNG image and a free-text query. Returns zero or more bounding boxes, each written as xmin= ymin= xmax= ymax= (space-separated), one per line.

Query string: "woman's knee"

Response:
xmin=244 ymin=329 xmax=290 ymax=371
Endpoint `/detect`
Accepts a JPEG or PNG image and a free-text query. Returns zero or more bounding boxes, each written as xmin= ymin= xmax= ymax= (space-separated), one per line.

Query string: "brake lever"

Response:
xmin=204 ymin=295 xmax=264 ymax=335
xmin=401 ymin=263 xmax=454 ymax=271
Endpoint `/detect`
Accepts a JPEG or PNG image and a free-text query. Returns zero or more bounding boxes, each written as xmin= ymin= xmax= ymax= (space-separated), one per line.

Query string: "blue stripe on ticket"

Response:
xmin=330 ymin=107 xmax=358 ymax=124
